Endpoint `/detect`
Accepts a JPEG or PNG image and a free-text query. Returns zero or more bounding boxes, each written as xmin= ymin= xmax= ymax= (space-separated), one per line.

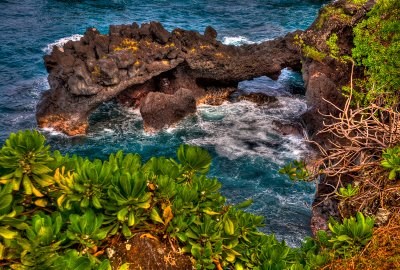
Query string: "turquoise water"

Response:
xmin=0 ymin=0 xmax=326 ymax=246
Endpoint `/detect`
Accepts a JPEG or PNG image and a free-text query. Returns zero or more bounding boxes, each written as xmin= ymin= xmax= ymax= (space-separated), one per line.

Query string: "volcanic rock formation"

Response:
xmin=37 ymin=22 xmax=301 ymax=135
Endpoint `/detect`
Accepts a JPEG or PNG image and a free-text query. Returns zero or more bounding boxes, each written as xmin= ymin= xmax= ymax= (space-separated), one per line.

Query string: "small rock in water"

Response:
xmin=238 ymin=92 xmax=278 ymax=105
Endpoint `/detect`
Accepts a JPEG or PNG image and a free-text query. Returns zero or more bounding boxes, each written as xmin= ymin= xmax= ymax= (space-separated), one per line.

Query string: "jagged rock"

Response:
xmin=140 ymin=88 xmax=196 ymax=132
xmin=111 ymin=50 xmax=136 ymax=69
xmin=98 ymin=58 xmax=120 ymax=85
xmin=272 ymin=120 xmax=304 ymax=137
xmin=197 ymin=87 xmax=236 ymax=106
xmin=238 ymin=93 xmax=278 ymax=105
xmin=149 ymin=21 xmax=171 ymax=44
xmin=67 ymin=61 xmax=97 ymax=95
xmin=37 ymin=21 xmax=301 ymax=135
xmin=204 ymin=26 xmax=217 ymax=40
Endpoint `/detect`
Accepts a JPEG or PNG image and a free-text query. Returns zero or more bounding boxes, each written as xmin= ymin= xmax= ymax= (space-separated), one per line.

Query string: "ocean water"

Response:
xmin=0 ymin=0 xmax=327 ymax=246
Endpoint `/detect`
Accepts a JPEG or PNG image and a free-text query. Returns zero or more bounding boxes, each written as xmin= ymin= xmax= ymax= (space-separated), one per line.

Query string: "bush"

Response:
xmin=352 ymin=0 xmax=400 ymax=106
xmin=0 ymin=130 xmax=374 ymax=269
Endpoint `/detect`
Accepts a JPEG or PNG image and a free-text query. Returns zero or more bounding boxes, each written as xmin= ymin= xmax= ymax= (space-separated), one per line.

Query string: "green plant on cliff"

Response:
xmin=315 ymin=6 xmax=351 ymax=29
xmin=337 ymin=184 xmax=359 ymax=198
xmin=381 ymin=145 xmax=400 ymax=180
xmin=326 ymin=33 xmax=340 ymax=59
xmin=352 ymin=0 xmax=400 ymax=106
xmin=295 ymin=35 xmax=327 ymax=62
xmin=317 ymin=212 xmax=374 ymax=258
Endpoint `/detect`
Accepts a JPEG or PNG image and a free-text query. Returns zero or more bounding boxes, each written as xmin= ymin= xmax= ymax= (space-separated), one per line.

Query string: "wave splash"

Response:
xmin=222 ymin=36 xmax=255 ymax=45
xmin=187 ymin=98 xmax=309 ymax=164
xmin=42 ymin=34 xmax=84 ymax=54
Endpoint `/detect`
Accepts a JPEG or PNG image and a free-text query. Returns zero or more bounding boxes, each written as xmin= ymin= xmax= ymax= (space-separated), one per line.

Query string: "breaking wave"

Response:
xmin=42 ymin=34 xmax=83 ymax=54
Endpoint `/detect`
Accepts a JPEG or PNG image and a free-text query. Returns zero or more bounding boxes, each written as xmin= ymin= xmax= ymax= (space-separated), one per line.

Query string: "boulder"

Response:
xmin=272 ymin=120 xmax=304 ymax=137
xmin=238 ymin=93 xmax=278 ymax=105
xmin=204 ymin=26 xmax=217 ymax=40
xmin=149 ymin=21 xmax=171 ymax=44
xmin=140 ymin=88 xmax=196 ymax=132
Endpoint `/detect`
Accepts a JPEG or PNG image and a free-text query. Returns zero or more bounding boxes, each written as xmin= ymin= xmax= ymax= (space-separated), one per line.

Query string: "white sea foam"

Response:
xmin=222 ymin=36 xmax=255 ymax=45
xmin=222 ymin=36 xmax=273 ymax=46
xmin=185 ymin=98 xmax=311 ymax=163
xmin=41 ymin=127 xmax=67 ymax=137
xmin=42 ymin=34 xmax=84 ymax=54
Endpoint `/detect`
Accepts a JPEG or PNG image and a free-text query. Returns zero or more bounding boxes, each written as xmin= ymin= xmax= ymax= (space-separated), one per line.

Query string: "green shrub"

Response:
xmin=381 ymin=145 xmax=400 ymax=180
xmin=0 ymin=130 xmax=375 ymax=269
xmin=316 ymin=6 xmax=351 ymax=29
xmin=337 ymin=184 xmax=359 ymax=198
xmin=352 ymin=0 xmax=400 ymax=106
xmin=302 ymin=45 xmax=327 ymax=62
xmin=317 ymin=212 xmax=374 ymax=258
xmin=326 ymin=33 xmax=340 ymax=59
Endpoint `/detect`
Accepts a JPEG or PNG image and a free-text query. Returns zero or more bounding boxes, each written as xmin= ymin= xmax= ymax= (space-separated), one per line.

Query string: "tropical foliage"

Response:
xmin=0 ymin=130 xmax=374 ymax=269
xmin=352 ymin=0 xmax=400 ymax=106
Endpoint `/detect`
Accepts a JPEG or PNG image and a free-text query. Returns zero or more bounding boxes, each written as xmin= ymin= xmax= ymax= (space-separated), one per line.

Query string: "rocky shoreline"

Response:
xmin=37 ymin=0 xmax=376 ymax=238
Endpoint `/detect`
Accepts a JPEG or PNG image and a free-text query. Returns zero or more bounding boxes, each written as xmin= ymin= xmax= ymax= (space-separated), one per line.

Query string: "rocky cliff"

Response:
xmin=297 ymin=0 xmax=376 ymax=233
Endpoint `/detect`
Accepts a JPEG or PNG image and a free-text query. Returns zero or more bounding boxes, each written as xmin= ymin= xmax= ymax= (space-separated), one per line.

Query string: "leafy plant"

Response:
xmin=0 ymin=130 xmax=378 ymax=269
xmin=53 ymin=249 xmax=111 ymax=270
xmin=55 ymin=159 xmax=113 ymax=210
xmin=279 ymin=160 xmax=310 ymax=181
xmin=106 ymin=171 xmax=152 ymax=237
xmin=381 ymin=145 xmax=400 ymax=180
xmin=14 ymin=212 xmax=65 ymax=269
xmin=0 ymin=130 xmax=54 ymax=198
xmin=177 ymin=144 xmax=212 ymax=175
xmin=66 ymin=209 xmax=109 ymax=249
xmin=326 ymin=33 xmax=339 ymax=59
xmin=317 ymin=212 xmax=374 ymax=258
xmin=337 ymin=184 xmax=359 ymax=198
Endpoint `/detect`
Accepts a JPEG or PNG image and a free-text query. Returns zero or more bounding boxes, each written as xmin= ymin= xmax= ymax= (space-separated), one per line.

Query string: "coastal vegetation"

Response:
xmin=0 ymin=130 xmax=375 ymax=269
xmin=352 ymin=0 xmax=400 ymax=106
xmin=282 ymin=0 xmax=400 ymax=268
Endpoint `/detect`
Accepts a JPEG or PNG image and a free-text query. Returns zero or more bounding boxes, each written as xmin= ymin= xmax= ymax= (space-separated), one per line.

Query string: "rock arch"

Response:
xmin=37 ymin=22 xmax=301 ymax=135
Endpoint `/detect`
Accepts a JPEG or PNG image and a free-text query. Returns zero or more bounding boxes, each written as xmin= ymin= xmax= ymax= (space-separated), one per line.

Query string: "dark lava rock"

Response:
xmin=238 ymin=93 xmax=278 ymax=105
xmin=204 ymin=26 xmax=217 ymax=40
xmin=140 ymin=88 xmax=196 ymax=132
xmin=98 ymin=58 xmax=120 ymax=85
xmin=37 ymin=20 xmax=301 ymax=135
xmin=149 ymin=21 xmax=171 ymax=44
xmin=272 ymin=120 xmax=304 ymax=137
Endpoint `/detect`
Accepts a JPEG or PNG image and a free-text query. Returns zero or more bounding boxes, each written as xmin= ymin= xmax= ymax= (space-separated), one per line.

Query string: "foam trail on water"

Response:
xmin=42 ymin=34 xmax=84 ymax=54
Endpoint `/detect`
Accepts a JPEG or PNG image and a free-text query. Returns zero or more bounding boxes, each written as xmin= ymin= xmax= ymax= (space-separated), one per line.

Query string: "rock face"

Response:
xmin=298 ymin=0 xmax=375 ymax=234
xmin=299 ymin=0 xmax=375 ymax=144
xmin=140 ymin=88 xmax=196 ymax=132
xmin=37 ymin=22 xmax=301 ymax=135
